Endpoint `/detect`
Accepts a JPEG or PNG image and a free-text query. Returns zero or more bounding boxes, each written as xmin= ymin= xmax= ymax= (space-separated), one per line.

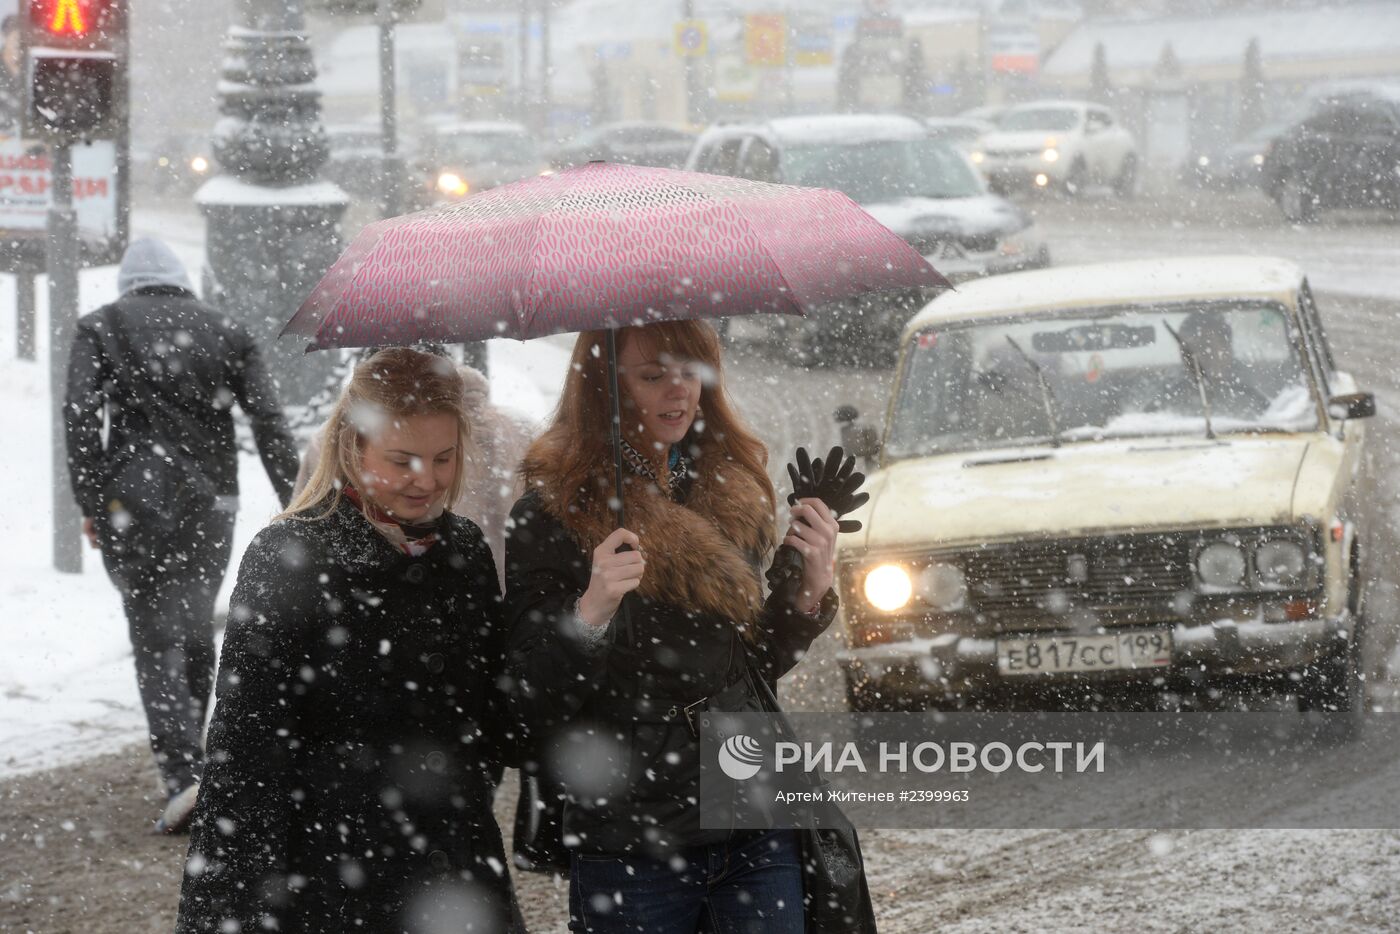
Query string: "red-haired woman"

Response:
xmin=503 ymin=321 xmax=845 ymax=932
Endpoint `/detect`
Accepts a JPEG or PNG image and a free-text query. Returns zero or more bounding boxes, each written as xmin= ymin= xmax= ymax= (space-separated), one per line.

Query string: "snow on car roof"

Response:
xmin=905 ymin=257 xmax=1305 ymax=335
xmin=429 ymin=121 xmax=531 ymax=136
xmin=762 ymin=114 xmax=927 ymax=145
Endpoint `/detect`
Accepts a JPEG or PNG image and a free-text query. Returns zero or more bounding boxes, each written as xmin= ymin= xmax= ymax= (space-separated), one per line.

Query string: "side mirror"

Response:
xmin=1328 ymin=392 xmax=1375 ymax=420
xmin=835 ymin=405 xmax=880 ymax=459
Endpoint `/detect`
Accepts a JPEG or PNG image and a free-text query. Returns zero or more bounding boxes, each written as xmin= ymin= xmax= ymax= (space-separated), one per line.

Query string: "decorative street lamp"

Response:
xmin=197 ymin=0 xmax=349 ymax=405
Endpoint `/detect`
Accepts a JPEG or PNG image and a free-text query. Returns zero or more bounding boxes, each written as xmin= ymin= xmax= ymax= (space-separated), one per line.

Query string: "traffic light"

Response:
xmin=21 ymin=0 xmax=126 ymax=139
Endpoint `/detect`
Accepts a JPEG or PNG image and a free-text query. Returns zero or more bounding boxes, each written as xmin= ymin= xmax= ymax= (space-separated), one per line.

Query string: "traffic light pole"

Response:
xmin=48 ymin=138 xmax=83 ymax=573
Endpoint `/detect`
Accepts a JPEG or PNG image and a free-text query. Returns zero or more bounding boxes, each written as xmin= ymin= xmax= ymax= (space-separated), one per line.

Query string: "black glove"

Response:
xmin=785 ymin=444 xmax=869 ymax=534
xmin=766 ymin=445 xmax=869 ymax=603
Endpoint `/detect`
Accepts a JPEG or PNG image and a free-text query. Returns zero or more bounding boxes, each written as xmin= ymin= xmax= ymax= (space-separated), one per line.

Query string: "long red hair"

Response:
xmin=521 ymin=320 xmax=774 ymax=521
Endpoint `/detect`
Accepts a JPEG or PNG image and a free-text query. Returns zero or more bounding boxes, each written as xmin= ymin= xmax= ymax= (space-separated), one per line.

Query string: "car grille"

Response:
xmin=961 ymin=532 xmax=1195 ymax=624
xmin=986 ymin=147 xmax=1040 ymax=158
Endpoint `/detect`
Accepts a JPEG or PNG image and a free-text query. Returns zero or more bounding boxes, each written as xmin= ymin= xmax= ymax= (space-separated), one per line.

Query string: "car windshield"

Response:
xmin=432 ymin=132 xmax=537 ymax=164
xmin=886 ymin=302 xmax=1319 ymax=459
xmin=782 ymin=138 xmax=983 ymax=202
xmin=999 ymin=108 xmax=1081 ymax=132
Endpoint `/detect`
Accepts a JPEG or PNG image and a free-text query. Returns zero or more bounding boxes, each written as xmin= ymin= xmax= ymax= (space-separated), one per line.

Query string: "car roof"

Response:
xmin=904 ymin=256 xmax=1306 ymax=336
xmin=696 ymin=113 xmax=927 ymax=147
xmin=1005 ymin=99 xmax=1097 ymax=113
xmin=429 ymin=121 xmax=530 ymax=136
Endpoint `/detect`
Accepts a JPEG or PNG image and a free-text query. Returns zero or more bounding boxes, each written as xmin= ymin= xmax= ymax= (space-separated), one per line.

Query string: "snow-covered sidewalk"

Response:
xmin=0 ymin=221 xmax=570 ymax=778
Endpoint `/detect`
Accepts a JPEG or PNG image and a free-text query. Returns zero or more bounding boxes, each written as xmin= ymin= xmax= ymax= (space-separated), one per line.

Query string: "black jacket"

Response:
xmin=502 ymin=489 xmax=837 ymax=859
xmin=65 ymin=287 xmax=299 ymax=517
xmin=176 ymin=499 xmax=522 ymax=934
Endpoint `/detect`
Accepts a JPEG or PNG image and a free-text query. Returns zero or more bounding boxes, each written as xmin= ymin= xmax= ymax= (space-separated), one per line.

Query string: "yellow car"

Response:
xmin=836 ymin=257 xmax=1375 ymax=720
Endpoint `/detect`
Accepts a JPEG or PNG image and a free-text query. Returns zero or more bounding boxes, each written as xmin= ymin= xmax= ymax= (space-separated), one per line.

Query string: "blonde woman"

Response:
xmin=177 ymin=348 xmax=523 ymax=934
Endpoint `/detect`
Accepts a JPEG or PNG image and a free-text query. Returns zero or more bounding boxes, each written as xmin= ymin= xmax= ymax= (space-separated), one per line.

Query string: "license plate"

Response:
xmin=997 ymin=629 xmax=1172 ymax=676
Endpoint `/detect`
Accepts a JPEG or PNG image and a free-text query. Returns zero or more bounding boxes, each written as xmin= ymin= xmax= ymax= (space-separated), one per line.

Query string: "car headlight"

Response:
xmin=189 ymin=156 xmax=210 ymax=174
xmin=1197 ymin=155 xmax=1211 ymax=167
xmin=864 ymin=564 xmax=913 ymax=612
xmin=1252 ymin=153 xmax=1265 ymax=166
xmin=1255 ymin=540 xmax=1307 ymax=590
xmin=1197 ymin=542 xmax=1247 ymax=590
xmin=917 ymin=563 xmax=966 ymax=611
xmin=437 ymin=172 xmax=469 ymax=197
xmin=970 ymin=151 xmax=985 ymax=164
xmin=1041 ymin=147 xmax=1059 ymax=163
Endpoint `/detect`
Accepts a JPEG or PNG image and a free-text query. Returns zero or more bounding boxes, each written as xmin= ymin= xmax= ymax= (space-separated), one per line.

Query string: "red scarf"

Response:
xmin=343 ymin=486 xmax=442 ymax=556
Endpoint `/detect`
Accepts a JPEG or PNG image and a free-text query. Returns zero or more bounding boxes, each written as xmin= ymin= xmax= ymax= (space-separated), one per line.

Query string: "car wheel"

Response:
xmin=1278 ymin=175 xmax=1319 ymax=223
xmin=1064 ymin=158 xmax=1088 ymax=197
xmin=1113 ymin=154 xmax=1138 ymax=199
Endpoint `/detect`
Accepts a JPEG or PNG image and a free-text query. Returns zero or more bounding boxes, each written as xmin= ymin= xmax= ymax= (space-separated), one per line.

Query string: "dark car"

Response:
xmin=551 ymin=121 xmax=696 ymax=169
xmin=323 ymin=124 xmax=401 ymax=200
xmin=1264 ymin=92 xmax=1400 ymax=222
xmin=409 ymin=120 xmax=548 ymax=209
xmin=137 ymin=133 xmax=216 ymax=196
xmin=1181 ymin=121 xmax=1290 ymax=191
xmin=685 ymin=114 xmax=1049 ymax=363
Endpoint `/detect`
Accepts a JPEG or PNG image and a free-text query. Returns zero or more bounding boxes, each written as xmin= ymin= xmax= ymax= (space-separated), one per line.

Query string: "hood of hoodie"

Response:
xmin=117 ymin=238 xmax=195 ymax=297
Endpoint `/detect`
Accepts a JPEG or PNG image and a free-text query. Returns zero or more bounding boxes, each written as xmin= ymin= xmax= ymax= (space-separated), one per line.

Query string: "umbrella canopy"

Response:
xmin=283 ymin=161 xmax=947 ymax=350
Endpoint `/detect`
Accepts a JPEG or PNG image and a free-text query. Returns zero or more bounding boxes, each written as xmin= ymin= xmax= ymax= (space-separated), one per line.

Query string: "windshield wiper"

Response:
xmin=1163 ymin=322 xmax=1216 ymax=440
xmin=1004 ymin=336 xmax=1061 ymax=447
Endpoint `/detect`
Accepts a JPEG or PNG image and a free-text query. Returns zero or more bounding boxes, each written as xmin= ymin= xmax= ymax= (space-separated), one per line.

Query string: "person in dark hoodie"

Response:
xmin=503 ymin=320 xmax=847 ymax=933
xmin=64 ymin=237 xmax=299 ymax=833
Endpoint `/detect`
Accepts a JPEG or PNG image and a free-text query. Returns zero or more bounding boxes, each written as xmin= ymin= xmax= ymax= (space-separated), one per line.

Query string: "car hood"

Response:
xmin=981 ymin=130 xmax=1064 ymax=151
xmin=846 ymin=436 xmax=1314 ymax=553
xmin=862 ymin=196 xmax=1028 ymax=239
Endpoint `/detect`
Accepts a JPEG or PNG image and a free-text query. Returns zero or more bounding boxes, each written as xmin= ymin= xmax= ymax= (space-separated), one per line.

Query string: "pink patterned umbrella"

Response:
xmin=282 ymin=161 xmax=948 ymax=350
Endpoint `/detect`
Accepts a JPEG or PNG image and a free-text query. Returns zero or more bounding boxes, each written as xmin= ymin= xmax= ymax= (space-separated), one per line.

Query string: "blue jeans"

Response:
xmin=568 ymin=830 xmax=804 ymax=934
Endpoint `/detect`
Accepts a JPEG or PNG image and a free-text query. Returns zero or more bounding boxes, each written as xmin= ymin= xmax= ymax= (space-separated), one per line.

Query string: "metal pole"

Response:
xmin=377 ymin=0 xmax=401 ymax=218
xmin=682 ymin=0 xmax=700 ymax=125
xmin=783 ymin=5 xmax=795 ymax=114
xmin=17 ymin=268 xmax=37 ymax=360
xmin=48 ymin=140 xmax=82 ymax=573
xmin=518 ymin=0 xmax=530 ymax=127
xmin=538 ymin=0 xmax=551 ymax=138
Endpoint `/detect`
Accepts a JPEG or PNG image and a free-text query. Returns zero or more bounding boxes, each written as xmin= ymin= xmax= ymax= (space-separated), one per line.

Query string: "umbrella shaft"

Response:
xmin=607 ymin=328 xmax=634 ymax=646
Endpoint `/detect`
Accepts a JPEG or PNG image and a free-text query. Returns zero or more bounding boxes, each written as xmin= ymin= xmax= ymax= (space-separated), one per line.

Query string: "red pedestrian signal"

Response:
xmin=47 ymin=0 xmax=90 ymax=37
xmin=27 ymin=0 xmax=119 ymax=47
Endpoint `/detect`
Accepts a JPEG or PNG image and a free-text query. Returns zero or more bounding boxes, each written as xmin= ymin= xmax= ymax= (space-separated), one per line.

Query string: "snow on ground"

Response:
xmin=0 ymin=224 xmax=571 ymax=779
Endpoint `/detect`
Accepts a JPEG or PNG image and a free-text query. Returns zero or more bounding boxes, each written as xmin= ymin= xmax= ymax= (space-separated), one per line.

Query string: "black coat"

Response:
xmin=502 ymin=490 xmax=837 ymax=859
xmin=176 ymin=499 xmax=522 ymax=934
xmin=65 ymin=287 xmax=299 ymax=518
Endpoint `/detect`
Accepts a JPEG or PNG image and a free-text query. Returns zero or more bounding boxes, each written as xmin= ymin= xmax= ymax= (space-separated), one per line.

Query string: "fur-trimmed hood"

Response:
xmin=521 ymin=452 xmax=776 ymax=632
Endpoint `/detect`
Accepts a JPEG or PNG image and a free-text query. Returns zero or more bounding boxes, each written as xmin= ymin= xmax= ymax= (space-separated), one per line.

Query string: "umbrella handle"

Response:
xmin=606 ymin=328 xmax=635 ymax=647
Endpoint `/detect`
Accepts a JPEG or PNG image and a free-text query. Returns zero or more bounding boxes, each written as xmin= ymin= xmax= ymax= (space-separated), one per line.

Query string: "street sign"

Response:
xmin=0 ymin=135 xmax=116 ymax=240
xmin=674 ymin=19 xmax=706 ymax=59
xmin=794 ymin=13 xmax=833 ymax=67
xmin=744 ymin=13 xmax=785 ymax=67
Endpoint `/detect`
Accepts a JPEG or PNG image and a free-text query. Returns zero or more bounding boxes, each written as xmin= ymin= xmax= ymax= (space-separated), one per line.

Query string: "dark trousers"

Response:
xmin=568 ymin=830 xmax=804 ymax=934
xmin=101 ymin=502 xmax=235 ymax=796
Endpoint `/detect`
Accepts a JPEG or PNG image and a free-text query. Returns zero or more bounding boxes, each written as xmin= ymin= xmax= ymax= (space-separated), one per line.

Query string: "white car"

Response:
xmin=973 ymin=100 xmax=1138 ymax=197
xmin=835 ymin=257 xmax=1375 ymax=727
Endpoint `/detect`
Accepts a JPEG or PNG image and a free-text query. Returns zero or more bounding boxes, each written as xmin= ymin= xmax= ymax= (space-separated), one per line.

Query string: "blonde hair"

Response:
xmin=279 ymin=347 xmax=472 ymax=521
